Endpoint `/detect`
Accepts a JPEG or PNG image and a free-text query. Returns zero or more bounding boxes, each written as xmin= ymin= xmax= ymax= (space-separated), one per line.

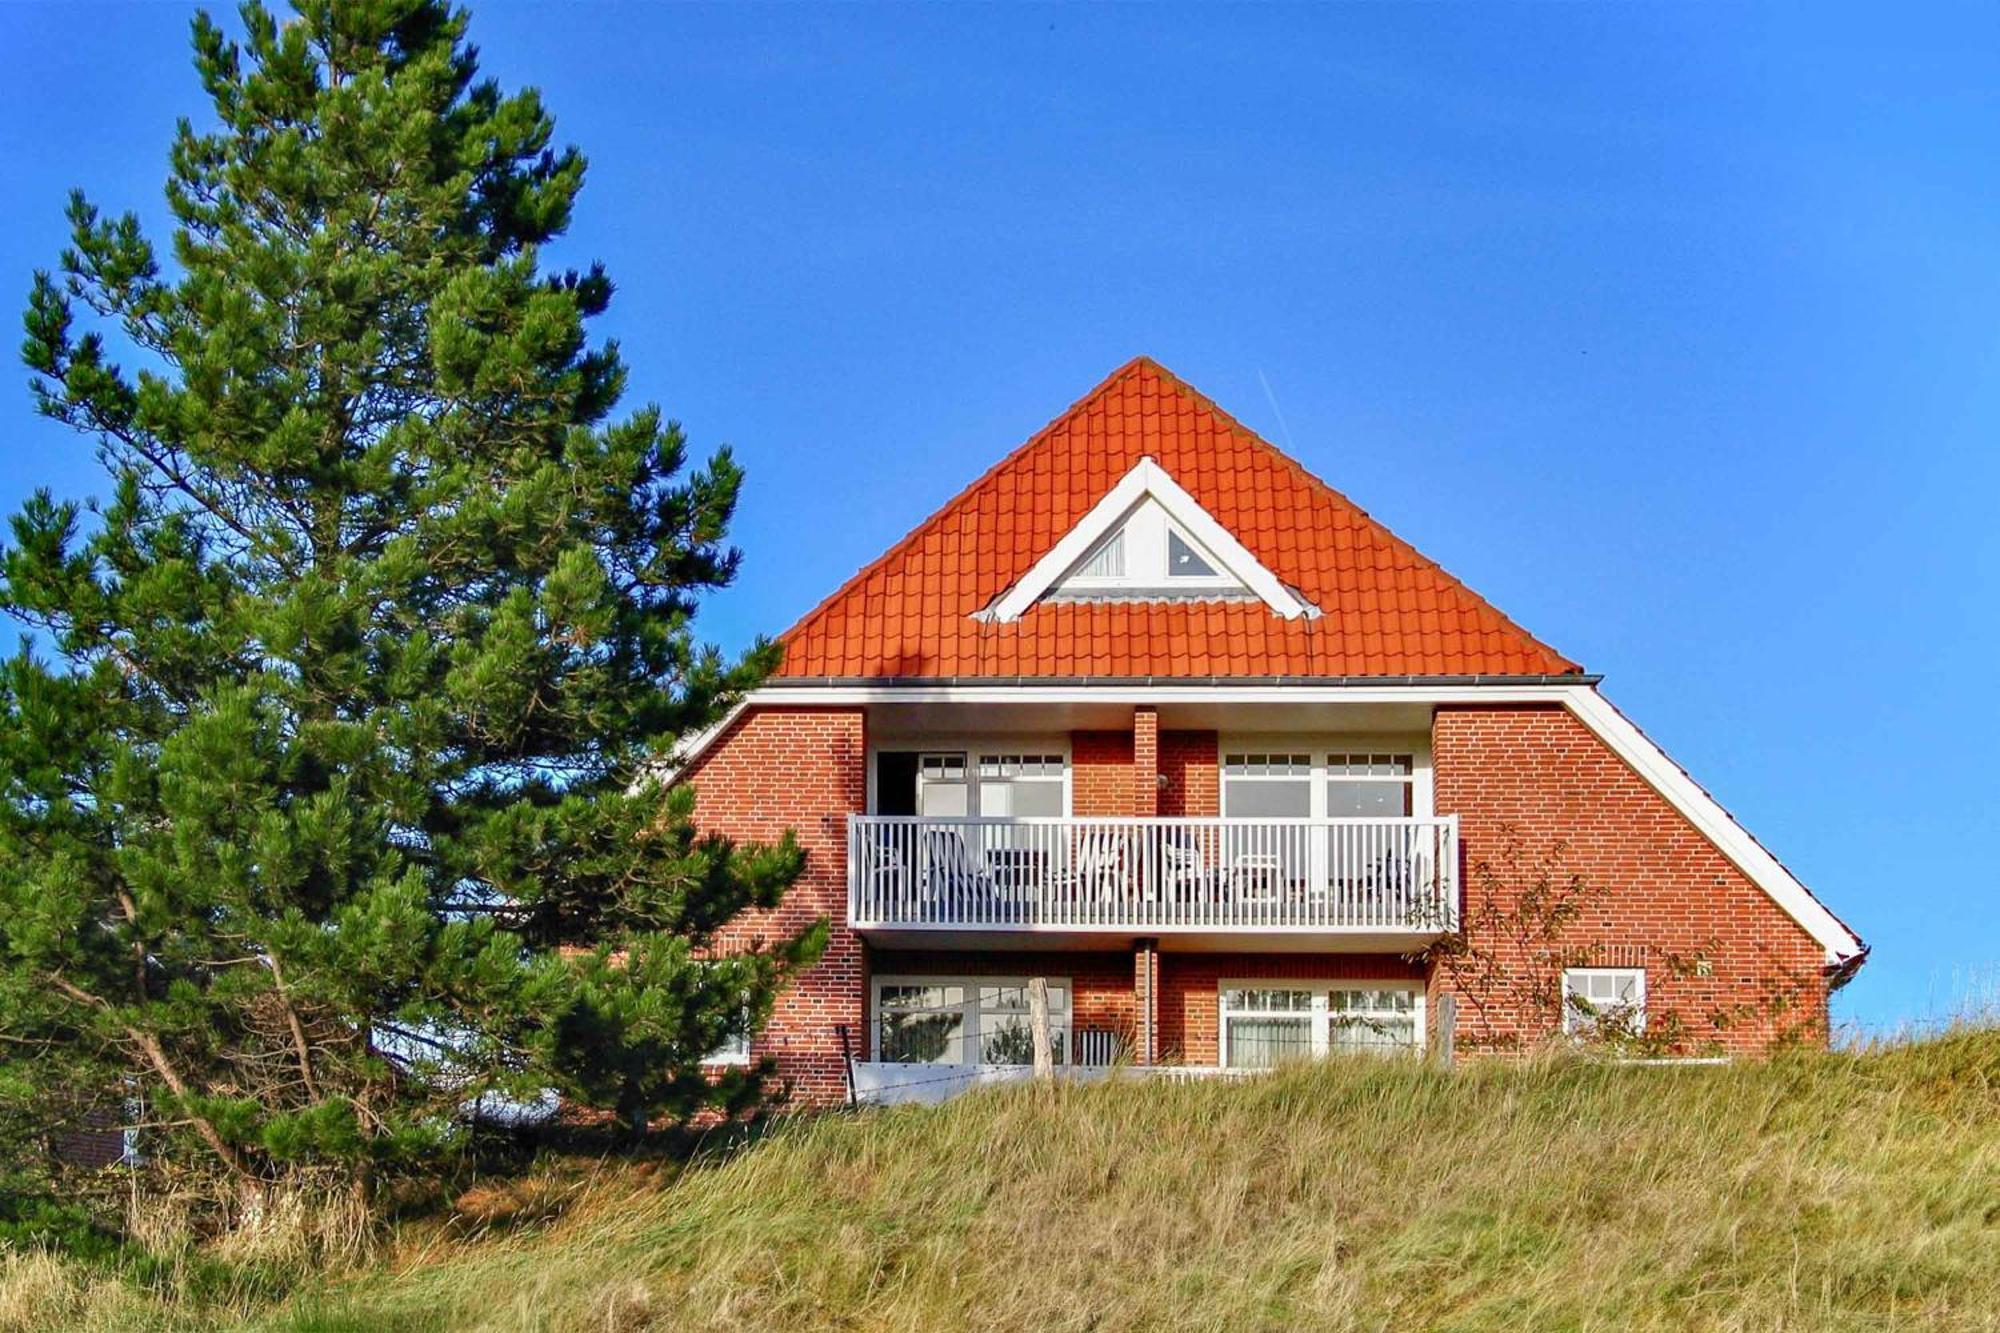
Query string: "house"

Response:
xmin=676 ymin=357 xmax=1865 ymax=1104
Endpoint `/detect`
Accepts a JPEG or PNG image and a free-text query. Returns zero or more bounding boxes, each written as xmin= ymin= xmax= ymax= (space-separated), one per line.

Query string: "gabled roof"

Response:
xmin=775 ymin=357 xmax=1581 ymax=681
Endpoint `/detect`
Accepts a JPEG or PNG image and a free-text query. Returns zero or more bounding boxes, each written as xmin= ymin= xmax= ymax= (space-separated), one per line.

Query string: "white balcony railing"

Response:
xmin=847 ymin=814 xmax=1459 ymax=933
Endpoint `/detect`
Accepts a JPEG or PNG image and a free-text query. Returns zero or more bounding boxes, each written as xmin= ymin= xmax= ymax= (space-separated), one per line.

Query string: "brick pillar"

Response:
xmin=1133 ymin=706 xmax=1159 ymax=817
xmin=1133 ymin=938 xmax=1160 ymax=1064
xmin=1132 ymin=708 xmax=1161 ymax=1065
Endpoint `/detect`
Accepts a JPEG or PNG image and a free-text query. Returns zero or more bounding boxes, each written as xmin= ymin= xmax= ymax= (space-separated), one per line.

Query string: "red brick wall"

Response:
xmin=1160 ymin=730 xmax=1218 ymax=816
xmin=1160 ymin=953 xmax=1424 ymax=1065
xmin=1431 ymin=704 xmax=1830 ymax=1055
xmin=682 ymin=706 xmax=867 ymax=1103
xmin=1072 ymin=730 xmax=1137 ymax=815
xmin=1133 ymin=707 xmax=1159 ymax=818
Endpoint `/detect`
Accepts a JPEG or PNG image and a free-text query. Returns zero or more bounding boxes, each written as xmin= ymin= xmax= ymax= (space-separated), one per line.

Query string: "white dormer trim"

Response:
xmin=977 ymin=458 xmax=1319 ymax=623
xmin=1056 ymin=496 xmax=1243 ymax=597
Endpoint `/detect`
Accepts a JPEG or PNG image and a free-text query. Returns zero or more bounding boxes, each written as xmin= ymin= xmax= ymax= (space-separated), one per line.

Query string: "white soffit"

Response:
xmin=976 ymin=457 xmax=1318 ymax=623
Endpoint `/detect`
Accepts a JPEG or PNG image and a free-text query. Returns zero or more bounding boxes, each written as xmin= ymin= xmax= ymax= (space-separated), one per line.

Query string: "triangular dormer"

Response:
xmin=977 ymin=458 xmax=1316 ymax=623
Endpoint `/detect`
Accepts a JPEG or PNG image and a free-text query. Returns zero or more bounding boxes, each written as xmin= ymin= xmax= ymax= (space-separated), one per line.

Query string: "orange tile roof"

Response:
xmin=775 ymin=358 xmax=1581 ymax=680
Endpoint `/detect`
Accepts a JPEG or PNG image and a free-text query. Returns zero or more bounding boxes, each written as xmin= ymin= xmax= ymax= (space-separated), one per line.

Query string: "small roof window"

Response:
xmin=1167 ymin=529 xmax=1217 ymax=578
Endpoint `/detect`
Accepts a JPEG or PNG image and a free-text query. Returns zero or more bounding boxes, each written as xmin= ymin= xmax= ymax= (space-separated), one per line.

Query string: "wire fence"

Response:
xmin=845 ymin=1057 xmax=1271 ymax=1103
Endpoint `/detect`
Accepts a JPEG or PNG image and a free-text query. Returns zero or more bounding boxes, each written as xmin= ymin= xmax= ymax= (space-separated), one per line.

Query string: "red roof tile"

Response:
xmin=775 ymin=358 xmax=1580 ymax=680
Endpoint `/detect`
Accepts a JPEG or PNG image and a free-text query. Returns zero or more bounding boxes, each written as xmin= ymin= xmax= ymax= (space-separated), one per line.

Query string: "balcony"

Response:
xmin=847 ymin=814 xmax=1459 ymax=950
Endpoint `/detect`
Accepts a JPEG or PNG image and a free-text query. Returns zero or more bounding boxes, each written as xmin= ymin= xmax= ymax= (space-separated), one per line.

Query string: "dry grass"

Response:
xmin=9 ymin=1027 xmax=1997 ymax=1332
xmin=0 ymin=1248 xmax=168 ymax=1333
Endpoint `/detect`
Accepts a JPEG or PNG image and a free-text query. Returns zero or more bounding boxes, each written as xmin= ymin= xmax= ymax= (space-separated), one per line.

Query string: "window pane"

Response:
xmin=1167 ymin=529 xmax=1218 ymax=577
xmin=975 ymin=983 xmax=1068 ymax=1066
xmin=1328 ymin=988 xmax=1416 ymax=1014
xmin=878 ymin=981 xmax=966 ymax=1064
xmin=1011 ymin=779 xmax=1064 ymax=817
xmin=1225 ymin=1017 xmax=1312 ymax=1068
xmin=878 ymin=1009 xmax=966 ymax=1064
xmin=880 ymin=984 xmax=963 ymax=1010
xmin=1224 ymin=753 xmax=1311 ymax=777
xmin=976 ymin=781 xmax=1014 ymax=817
xmin=1079 ymin=530 xmax=1125 ymax=579
xmin=1224 ymin=780 xmax=1311 ymax=818
xmin=1325 ymin=780 xmax=1411 ymax=818
xmin=921 ymin=754 xmax=966 ymax=780
xmin=1224 ymin=987 xmax=1314 ymax=1012
xmin=1328 ymin=1014 xmax=1416 ymax=1054
xmin=978 ymin=983 xmax=1068 ymax=1013
xmin=979 ymin=1014 xmax=1069 ymax=1066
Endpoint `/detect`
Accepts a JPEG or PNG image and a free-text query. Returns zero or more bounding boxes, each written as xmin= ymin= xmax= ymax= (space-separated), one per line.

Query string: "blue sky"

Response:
xmin=4 ymin=3 xmax=1995 ymax=1034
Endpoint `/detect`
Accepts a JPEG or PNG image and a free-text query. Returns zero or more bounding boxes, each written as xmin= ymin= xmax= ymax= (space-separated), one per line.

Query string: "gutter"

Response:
xmin=1825 ymin=945 xmax=1871 ymax=991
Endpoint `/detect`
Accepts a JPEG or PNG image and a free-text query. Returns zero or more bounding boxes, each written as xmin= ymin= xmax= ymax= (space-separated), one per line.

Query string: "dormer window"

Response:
xmin=976 ymin=457 xmax=1319 ymax=622
xmin=1049 ymin=498 xmax=1242 ymax=600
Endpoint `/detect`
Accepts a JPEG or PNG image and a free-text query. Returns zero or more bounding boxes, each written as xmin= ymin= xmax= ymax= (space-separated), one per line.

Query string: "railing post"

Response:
xmin=835 ymin=1023 xmax=859 ymax=1107
xmin=846 ymin=813 xmax=860 ymax=924
xmin=1446 ymin=813 xmax=1462 ymax=931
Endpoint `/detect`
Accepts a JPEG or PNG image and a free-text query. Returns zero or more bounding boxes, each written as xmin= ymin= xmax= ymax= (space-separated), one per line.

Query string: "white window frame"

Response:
xmin=1561 ymin=967 xmax=1647 ymax=1037
xmin=870 ymin=974 xmax=1074 ymax=1066
xmin=1062 ymin=497 xmax=1241 ymax=594
xmin=1218 ymin=750 xmax=1314 ymax=818
xmin=867 ymin=737 xmax=1073 ymax=816
xmin=974 ymin=751 xmax=1068 ymax=818
xmin=1218 ymin=737 xmax=1434 ymax=819
xmin=1217 ymin=980 xmax=1426 ymax=1066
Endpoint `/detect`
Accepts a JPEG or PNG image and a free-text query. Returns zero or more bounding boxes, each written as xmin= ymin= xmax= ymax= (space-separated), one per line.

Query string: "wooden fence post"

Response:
xmin=1029 ymin=977 xmax=1054 ymax=1083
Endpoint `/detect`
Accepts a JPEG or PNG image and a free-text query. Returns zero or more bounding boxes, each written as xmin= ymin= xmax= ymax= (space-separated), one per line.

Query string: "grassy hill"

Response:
xmin=5 ymin=1028 xmax=1996 ymax=1332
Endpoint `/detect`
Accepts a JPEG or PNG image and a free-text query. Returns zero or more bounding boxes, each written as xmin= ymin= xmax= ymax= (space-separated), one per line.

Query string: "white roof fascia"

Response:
xmin=1562 ymin=687 xmax=1862 ymax=966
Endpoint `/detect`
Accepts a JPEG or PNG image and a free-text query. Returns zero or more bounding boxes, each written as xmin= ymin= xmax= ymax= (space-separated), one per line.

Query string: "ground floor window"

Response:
xmin=1562 ymin=968 xmax=1646 ymax=1038
xmin=873 ymin=976 xmax=1072 ymax=1066
xmin=1219 ymin=982 xmax=1423 ymax=1068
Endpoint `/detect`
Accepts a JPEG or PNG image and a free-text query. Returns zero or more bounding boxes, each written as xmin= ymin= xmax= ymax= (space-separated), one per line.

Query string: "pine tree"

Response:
xmin=0 ymin=0 xmax=818 ymax=1200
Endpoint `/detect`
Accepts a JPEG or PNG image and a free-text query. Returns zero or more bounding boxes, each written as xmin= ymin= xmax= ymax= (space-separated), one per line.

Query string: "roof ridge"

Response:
xmin=1134 ymin=358 xmax=1579 ymax=673
xmin=773 ymin=357 xmax=1160 ymax=653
